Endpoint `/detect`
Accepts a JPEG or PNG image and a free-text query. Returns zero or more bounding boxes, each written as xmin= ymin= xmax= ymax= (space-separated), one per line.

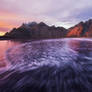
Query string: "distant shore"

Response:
xmin=0 ymin=36 xmax=92 ymax=41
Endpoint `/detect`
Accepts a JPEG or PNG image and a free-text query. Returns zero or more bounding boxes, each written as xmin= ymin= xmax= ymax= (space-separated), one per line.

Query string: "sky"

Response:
xmin=0 ymin=0 xmax=92 ymax=35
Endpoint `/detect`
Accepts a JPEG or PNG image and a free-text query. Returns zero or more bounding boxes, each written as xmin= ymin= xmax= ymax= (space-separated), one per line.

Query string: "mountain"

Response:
xmin=5 ymin=22 xmax=67 ymax=39
xmin=67 ymin=19 xmax=92 ymax=37
xmin=4 ymin=19 xmax=92 ymax=39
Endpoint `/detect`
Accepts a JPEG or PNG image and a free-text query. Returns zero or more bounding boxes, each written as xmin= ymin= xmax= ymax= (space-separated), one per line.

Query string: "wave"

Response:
xmin=0 ymin=38 xmax=92 ymax=92
xmin=4 ymin=38 xmax=92 ymax=71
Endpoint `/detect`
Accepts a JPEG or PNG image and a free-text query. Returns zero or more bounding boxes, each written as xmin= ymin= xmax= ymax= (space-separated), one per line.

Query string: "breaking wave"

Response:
xmin=4 ymin=38 xmax=92 ymax=71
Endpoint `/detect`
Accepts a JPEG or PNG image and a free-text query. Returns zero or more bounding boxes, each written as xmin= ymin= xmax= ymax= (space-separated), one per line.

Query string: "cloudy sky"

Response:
xmin=0 ymin=0 xmax=92 ymax=34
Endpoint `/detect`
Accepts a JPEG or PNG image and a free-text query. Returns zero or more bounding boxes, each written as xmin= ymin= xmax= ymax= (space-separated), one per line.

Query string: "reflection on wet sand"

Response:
xmin=0 ymin=40 xmax=22 ymax=68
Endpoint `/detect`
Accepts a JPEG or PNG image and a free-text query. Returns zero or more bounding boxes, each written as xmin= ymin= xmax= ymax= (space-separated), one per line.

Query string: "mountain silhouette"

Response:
xmin=3 ymin=19 xmax=92 ymax=39
xmin=5 ymin=22 xmax=67 ymax=39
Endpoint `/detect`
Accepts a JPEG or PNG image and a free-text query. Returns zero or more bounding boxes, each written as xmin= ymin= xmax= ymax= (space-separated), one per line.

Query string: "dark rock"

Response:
xmin=4 ymin=22 xmax=67 ymax=39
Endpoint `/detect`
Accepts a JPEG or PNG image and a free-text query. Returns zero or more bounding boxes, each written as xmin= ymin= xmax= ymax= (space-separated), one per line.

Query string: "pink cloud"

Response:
xmin=0 ymin=27 xmax=9 ymax=32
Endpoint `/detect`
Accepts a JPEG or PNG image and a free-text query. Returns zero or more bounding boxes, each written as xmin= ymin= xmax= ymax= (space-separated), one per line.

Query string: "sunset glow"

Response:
xmin=0 ymin=32 xmax=5 ymax=36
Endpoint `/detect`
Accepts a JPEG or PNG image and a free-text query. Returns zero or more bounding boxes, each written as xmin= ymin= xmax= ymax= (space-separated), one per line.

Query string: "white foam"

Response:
xmin=4 ymin=38 xmax=92 ymax=71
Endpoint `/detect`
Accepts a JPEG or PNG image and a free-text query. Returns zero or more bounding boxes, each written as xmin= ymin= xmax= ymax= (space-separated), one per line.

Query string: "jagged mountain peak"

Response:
xmin=4 ymin=19 xmax=92 ymax=39
xmin=38 ymin=22 xmax=48 ymax=27
xmin=67 ymin=19 xmax=92 ymax=37
xmin=21 ymin=22 xmax=38 ymax=28
xmin=5 ymin=21 xmax=67 ymax=39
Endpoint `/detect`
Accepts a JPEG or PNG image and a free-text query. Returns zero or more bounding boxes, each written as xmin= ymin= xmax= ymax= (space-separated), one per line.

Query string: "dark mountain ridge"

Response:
xmin=4 ymin=22 xmax=67 ymax=39
xmin=3 ymin=19 xmax=92 ymax=39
